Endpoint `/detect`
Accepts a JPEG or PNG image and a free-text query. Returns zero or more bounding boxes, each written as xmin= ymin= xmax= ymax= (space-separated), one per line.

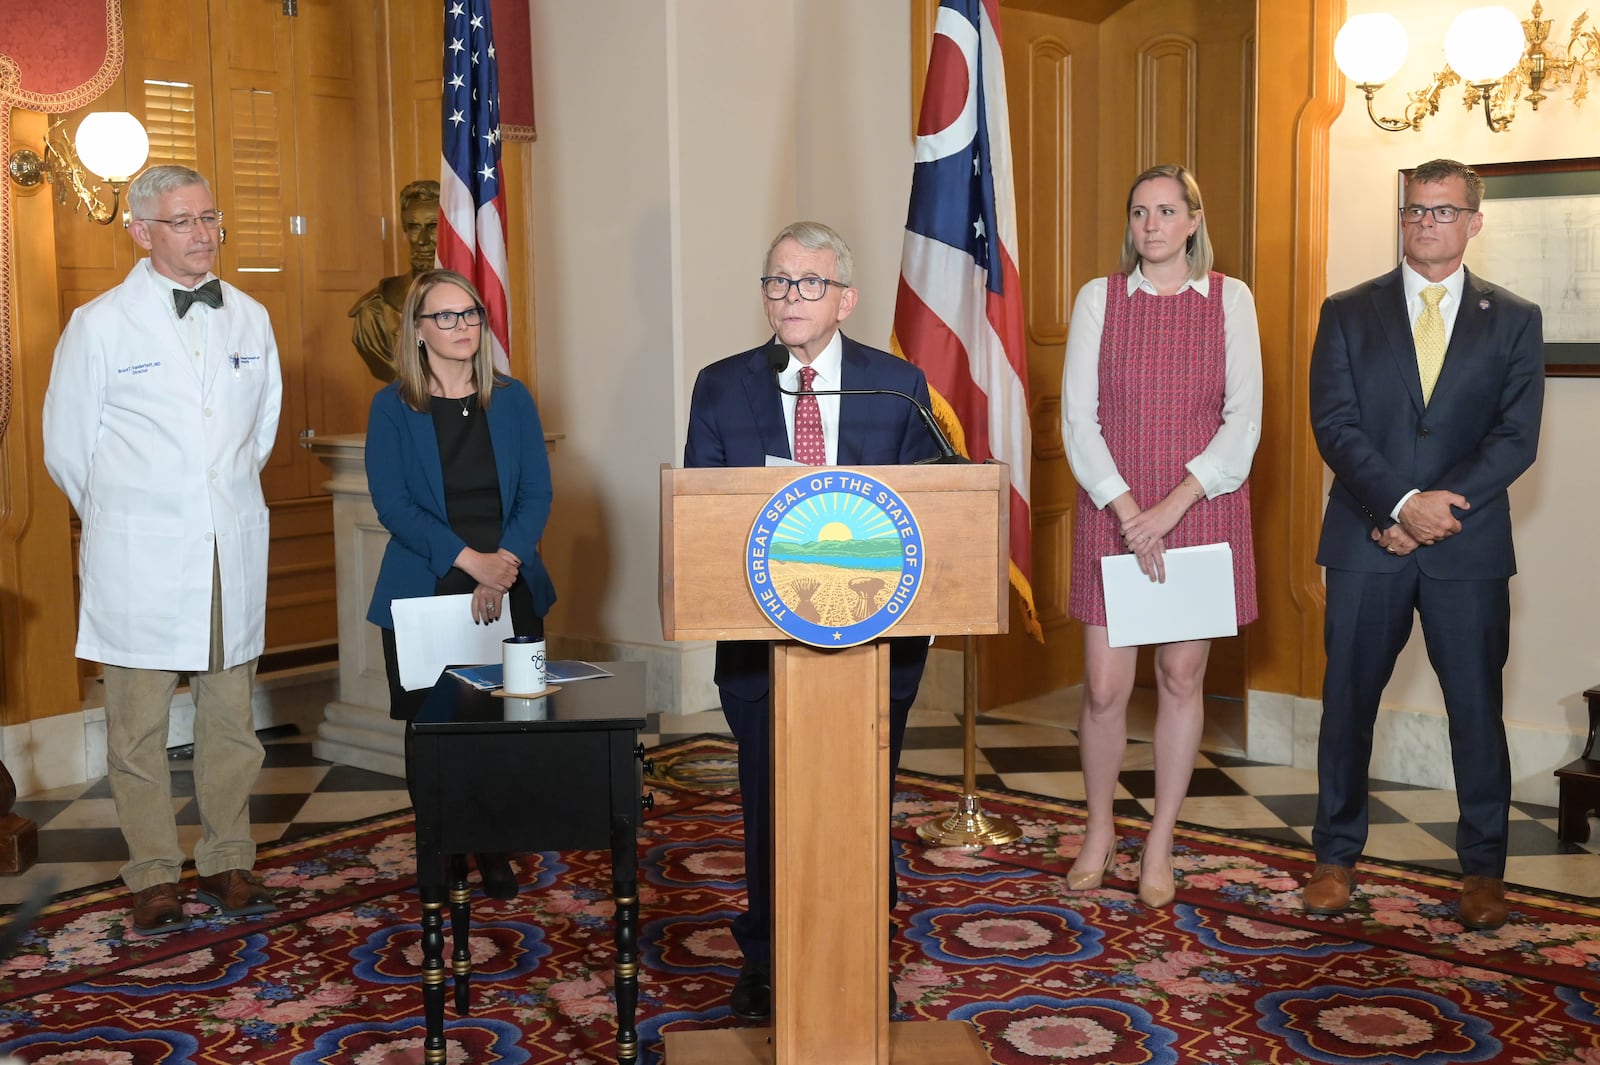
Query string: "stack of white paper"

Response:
xmin=391 ymin=593 xmax=511 ymax=691
xmin=1100 ymin=542 xmax=1237 ymax=648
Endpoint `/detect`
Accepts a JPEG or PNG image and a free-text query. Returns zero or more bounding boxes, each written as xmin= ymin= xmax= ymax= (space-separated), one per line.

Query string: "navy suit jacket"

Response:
xmin=1309 ymin=266 xmax=1544 ymax=578
xmin=365 ymin=378 xmax=556 ymax=629
xmin=683 ymin=333 xmax=939 ymax=703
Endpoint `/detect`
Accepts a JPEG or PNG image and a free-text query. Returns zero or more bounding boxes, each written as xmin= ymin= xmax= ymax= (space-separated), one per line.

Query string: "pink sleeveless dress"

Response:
xmin=1068 ymin=271 xmax=1258 ymax=628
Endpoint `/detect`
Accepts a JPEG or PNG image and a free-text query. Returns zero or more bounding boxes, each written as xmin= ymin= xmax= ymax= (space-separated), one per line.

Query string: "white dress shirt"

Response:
xmin=1390 ymin=261 xmax=1468 ymax=518
xmin=1061 ymin=267 xmax=1264 ymax=509
xmin=777 ymin=330 xmax=843 ymax=465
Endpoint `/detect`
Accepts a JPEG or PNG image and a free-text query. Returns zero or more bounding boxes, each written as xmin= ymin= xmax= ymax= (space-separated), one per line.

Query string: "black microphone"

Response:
xmin=766 ymin=343 xmax=966 ymax=464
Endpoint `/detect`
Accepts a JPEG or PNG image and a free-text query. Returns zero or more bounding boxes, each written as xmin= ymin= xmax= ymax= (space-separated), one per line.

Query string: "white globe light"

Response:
xmin=1334 ymin=13 xmax=1409 ymax=85
xmin=74 ymin=112 xmax=150 ymax=182
xmin=1444 ymin=6 xmax=1526 ymax=83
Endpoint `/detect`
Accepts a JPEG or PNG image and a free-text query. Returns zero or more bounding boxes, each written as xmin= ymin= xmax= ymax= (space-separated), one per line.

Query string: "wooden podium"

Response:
xmin=659 ymin=463 xmax=1006 ymax=1065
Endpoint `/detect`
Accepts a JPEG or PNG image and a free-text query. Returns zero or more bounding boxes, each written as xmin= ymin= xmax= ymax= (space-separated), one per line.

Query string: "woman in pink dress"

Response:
xmin=1060 ymin=165 xmax=1262 ymax=907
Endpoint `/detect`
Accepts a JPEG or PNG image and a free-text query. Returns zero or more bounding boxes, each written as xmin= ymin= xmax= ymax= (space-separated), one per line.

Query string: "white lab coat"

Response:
xmin=43 ymin=259 xmax=283 ymax=671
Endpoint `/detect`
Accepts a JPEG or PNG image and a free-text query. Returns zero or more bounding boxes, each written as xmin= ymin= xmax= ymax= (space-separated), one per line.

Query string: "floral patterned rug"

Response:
xmin=2 ymin=735 xmax=1598 ymax=1064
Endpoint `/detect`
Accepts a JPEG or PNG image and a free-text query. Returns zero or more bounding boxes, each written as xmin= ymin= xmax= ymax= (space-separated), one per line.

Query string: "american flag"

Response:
xmin=439 ymin=0 xmax=510 ymax=372
xmin=892 ymin=0 xmax=1038 ymax=639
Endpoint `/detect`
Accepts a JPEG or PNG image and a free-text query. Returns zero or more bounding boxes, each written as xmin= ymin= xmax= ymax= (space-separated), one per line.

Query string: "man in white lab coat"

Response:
xmin=43 ymin=165 xmax=284 ymax=936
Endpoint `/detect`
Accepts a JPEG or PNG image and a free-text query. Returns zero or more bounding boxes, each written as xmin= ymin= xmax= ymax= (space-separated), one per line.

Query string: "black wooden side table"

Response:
xmin=1555 ymin=685 xmax=1600 ymax=845
xmin=409 ymin=661 xmax=647 ymax=1063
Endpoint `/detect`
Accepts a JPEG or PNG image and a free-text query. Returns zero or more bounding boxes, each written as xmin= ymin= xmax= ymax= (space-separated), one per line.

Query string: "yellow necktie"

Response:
xmin=1415 ymin=284 xmax=1447 ymax=404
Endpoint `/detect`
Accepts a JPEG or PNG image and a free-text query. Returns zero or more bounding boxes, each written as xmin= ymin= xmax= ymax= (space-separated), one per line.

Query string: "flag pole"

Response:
xmin=916 ymin=636 xmax=1020 ymax=846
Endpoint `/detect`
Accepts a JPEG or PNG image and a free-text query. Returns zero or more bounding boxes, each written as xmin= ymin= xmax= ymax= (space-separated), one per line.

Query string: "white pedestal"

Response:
xmin=308 ymin=434 xmax=404 ymax=778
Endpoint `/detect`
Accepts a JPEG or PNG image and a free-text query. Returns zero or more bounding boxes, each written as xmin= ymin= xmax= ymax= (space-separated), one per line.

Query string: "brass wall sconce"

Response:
xmin=1335 ymin=2 xmax=1599 ymax=132
xmin=7 ymin=112 xmax=151 ymax=224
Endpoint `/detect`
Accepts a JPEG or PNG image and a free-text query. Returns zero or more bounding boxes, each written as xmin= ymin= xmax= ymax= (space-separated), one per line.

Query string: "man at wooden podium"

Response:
xmin=683 ymin=221 xmax=940 ymax=1020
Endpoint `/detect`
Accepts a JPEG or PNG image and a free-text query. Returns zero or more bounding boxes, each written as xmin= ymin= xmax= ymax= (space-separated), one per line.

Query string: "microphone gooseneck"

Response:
xmin=767 ymin=342 xmax=965 ymax=463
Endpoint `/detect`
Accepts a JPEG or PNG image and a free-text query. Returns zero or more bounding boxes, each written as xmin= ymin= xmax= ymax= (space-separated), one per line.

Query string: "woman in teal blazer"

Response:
xmin=364 ymin=269 xmax=556 ymax=898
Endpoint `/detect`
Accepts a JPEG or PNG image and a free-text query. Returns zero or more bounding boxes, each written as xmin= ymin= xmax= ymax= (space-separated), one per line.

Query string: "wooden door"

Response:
xmin=948 ymin=0 xmax=1255 ymax=708
xmin=53 ymin=0 xmax=389 ymax=657
xmin=972 ymin=5 xmax=1104 ymax=707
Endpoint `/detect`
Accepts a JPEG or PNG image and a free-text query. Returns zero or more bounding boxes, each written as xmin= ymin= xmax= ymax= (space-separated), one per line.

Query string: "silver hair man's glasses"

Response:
xmin=760 ymin=275 xmax=845 ymax=301
xmin=139 ymin=211 xmax=225 ymax=234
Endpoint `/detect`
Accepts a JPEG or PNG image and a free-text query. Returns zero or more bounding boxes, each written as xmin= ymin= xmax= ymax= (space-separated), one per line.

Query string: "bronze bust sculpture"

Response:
xmin=349 ymin=179 xmax=440 ymax=381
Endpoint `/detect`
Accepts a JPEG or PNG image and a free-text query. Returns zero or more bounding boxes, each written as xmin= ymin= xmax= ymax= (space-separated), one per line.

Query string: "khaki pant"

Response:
xmin=102 ymin=554 xmax=263 ymax=890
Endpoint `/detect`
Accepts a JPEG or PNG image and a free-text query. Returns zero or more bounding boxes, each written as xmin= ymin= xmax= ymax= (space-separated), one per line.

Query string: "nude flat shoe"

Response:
xmin=1066 ymin=836 xmax=1117 ymax=891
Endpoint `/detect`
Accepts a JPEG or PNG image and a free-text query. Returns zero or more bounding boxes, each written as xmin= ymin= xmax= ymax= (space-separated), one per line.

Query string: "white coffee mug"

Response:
xmin=502 ymin=695 xmax=548 ymax=722
xmin=503 ymin=636 xmax=546 ymax=695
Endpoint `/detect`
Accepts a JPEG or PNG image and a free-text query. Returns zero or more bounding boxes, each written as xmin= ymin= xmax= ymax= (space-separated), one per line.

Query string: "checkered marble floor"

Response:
xmin=6 ymin=690 xmax=1597 ymax=909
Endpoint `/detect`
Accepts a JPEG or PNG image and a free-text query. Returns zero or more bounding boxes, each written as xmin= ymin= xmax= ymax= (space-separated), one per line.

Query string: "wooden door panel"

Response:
xmin=263 ymin=497 xmax=337 ymax=647
xmin=1138 ymin=39 xmax=1196 ymax=172
xmin=214 ymin=0 xmax=292 ymax=74
xmin=296 ymin=1 xmax=386 ymax=445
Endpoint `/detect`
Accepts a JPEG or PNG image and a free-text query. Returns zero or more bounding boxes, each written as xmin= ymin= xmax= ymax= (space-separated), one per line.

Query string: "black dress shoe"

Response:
xmin=730 ymin=960 xmax=771 ymax=1021
xmin=476 ymin=854 xmax=519 ymax=901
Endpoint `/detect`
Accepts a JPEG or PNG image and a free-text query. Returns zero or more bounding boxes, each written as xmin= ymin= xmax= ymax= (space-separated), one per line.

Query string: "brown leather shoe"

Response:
xmin=196 ymin=869 xmax=277 ymax=917
xmin=130 ymin=882 xmax=191 ymax=936
xmin=1459 ymin=875 xmax=1508 ymax=930
xmin=1302 ymin=863 xmax=1355 ymax=914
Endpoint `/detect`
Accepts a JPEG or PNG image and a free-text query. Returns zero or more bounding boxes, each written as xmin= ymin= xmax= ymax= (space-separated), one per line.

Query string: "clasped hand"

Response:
xmin=1370 ymin=524 xmax=1419 ymax=556
xmin=457 ymin=548 xmax=522 ymax=624
xmin=1398 ymin=490 xmax=1469 ymax=546
xmin=1119 ymin=500 xmax=1182 ymax=583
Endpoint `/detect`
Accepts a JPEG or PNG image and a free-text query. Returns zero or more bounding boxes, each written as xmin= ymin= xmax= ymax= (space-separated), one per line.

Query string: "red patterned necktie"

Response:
xmin=793 ymin=365 xmax=826 ymax=465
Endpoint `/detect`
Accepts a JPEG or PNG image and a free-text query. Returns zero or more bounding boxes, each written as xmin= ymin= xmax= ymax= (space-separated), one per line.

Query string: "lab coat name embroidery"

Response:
xmin=117 ymin=361 xmax=162 ymax=376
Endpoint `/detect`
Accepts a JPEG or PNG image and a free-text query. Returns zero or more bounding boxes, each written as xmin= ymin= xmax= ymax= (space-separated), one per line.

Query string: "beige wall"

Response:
xmin=1327 ymin=0 xmax=1600 ymax=741
xmin=530 ymin=0 xmax=1597 ymax=764
xmin=529 ymin=0 xmax=912 ymax=683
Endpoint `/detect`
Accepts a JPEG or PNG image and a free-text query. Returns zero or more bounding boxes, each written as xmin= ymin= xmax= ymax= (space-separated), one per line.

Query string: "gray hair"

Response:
xmin=127 ymin=165 xmax=211 ymax=219
xmin=765 ymin=221 xmax=855 ymax=287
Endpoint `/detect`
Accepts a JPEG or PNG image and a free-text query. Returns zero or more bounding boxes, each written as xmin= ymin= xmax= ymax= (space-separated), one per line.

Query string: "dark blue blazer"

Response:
xmin=365 ymin=378 xmax=556 ymax=629
xmin=1309 ymin=266 xmax=1544 ymax=578
xmin=683 ymin=334 xmax=939 ymax=703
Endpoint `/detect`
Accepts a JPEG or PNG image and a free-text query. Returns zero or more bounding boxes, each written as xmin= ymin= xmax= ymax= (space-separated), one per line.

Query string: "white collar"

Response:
xmin=778 ymin=330 xmax=843 ymax=385
xmin=1401 ymin=261 xmax=1465 ymax=305
xmin=1125 ymin=263 xmax=1210 ymax=297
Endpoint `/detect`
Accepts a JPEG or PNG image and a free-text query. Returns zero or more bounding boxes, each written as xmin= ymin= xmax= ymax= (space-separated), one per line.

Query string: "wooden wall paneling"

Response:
xmin=262 ymin=495 xmax=336 ymax=648
xmin=0 ymin=111 xmax=82 ymax=724
xmin=124 ymin=0 xmax=217 ymax=175
xmin=502 ymin=142 xmax=537 ymax=391
xmin=295 ymin=0 xmax=386 ymax=446
xmin=964 ymin=5 xmax=1098 ymax=705
xmin=1251 ymin=0 xmax=1340 ymax=699
xmin=1137 ymin=36 xmax=1196 ymax=173
xmin=375 ymin=0 xmax=442 ymax=271
xmin=1022 ymin=37 xmax=1070 ymax=348
xmin=1237 ymin=32 xmax=1257 ymax=290
xmin=208 ymin=0 xmax=306 ymax=502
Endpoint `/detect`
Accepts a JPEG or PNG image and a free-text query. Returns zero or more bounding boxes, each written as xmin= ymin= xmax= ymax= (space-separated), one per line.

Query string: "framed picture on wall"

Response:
xmin=1399 ymin=157 xmax=1600 ymax=377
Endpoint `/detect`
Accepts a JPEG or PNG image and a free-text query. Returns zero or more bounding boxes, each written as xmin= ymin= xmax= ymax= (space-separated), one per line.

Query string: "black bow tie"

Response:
xmin=173 ymin=279 xmax=224 ymax=318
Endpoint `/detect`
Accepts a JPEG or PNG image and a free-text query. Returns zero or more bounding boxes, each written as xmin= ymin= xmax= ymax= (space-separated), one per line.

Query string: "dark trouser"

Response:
xmin=723 ymin=687 xmax=913 ymax=967
xmin=1315 ymin=564 xmax=1511 ymax=877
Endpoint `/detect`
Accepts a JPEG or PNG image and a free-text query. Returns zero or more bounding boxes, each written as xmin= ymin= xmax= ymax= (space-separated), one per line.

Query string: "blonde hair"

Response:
xmin=1118 ymin=164 xmax=1214 ymax=282
xmin=392 ymin=270 xmax=502 ymax=412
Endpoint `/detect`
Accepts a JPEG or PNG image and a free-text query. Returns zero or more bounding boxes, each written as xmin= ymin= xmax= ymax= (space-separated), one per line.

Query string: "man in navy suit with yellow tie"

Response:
xmin=1306 ymin=159 xmax=1544 ymax=930
xmin=684 ymin=221 xmax=937 ymax=1019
